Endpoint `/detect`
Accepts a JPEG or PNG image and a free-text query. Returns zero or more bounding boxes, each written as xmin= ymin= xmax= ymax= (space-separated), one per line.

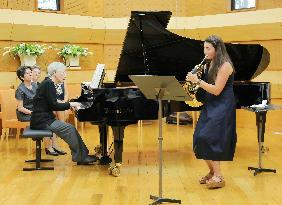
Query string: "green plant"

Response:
xmin=58 ymin=44 xmax=92 ymax=58
xmin=3 ymin=43 xmax=48 ymax=57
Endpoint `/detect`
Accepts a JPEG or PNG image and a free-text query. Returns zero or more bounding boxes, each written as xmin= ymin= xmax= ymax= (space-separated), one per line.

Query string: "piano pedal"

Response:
xmin=261 ymin=145 xmax=269 ymax=154
xmin=94 ymin=145 xmax=102 ymax=155
xmin=108 ymin=163 xmax=121 ymax=177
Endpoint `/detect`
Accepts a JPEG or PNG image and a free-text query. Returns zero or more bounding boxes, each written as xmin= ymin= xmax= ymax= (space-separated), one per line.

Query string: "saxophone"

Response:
xmin=183 ymin=56 xmax=207 ymax=107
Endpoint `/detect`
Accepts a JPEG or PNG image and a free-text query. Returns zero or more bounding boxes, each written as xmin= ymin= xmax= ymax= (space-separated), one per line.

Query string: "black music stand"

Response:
xmin=129 ymin=75 xmax=191 ymax=205
xmin=243 ymin=104 xmax=282 ymax=176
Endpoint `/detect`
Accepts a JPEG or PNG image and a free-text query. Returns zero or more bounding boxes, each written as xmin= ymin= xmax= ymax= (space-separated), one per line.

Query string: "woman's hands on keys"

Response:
xmin=70 ymin=102 xmax=81 ymax=110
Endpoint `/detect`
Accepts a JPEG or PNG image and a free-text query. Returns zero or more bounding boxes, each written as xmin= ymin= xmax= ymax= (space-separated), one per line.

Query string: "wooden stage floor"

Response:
xmin=1 ymin=113 xmax=282 ymax=205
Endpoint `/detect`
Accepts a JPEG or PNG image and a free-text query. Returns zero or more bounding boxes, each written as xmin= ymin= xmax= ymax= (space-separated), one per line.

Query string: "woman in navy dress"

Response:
xmin=186 ymin=35 xmax=237 ymax=189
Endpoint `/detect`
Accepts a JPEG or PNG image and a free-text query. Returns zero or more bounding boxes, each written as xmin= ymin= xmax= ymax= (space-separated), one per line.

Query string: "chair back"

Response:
xmin=0 ymin=89 xmax=19 ymax=126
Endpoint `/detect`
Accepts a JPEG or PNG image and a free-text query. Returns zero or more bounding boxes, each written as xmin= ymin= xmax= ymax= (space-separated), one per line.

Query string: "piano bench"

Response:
xmin=22 ymin=126 xmax=54 ymax=171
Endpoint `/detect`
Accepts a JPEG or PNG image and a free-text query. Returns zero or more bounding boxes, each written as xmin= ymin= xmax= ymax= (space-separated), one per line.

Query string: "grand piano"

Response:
xmin=72 ymin=11 xmax=270 ymax=165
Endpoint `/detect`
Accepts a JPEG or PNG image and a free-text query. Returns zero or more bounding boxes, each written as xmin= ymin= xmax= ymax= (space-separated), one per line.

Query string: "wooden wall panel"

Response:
xmin=66 ymin=70 xmax=95 ymax=83
xmin=0 ymin=23 xmax=12 ymax=40
xmin=182 ymin=22 xmax=282 ymax=42
xmin=103 ymin=45 xmax=122 ymax=70
xmin=3 ymin=0 xmax=104 ymax=16
xmin=7 ymin=0 xmax=33 ymax=11
xmin=0 ymin=72 xmax=17 ymax=87
xmin=186 ymin=0 xmax=282 ymax=17
xmin=104 ymin=29 xmax=126 ymax=44
xmin=258 ymin=0 xmax=282 ymax=10
xmin=2 ymin=0 xmax=282 ymax=17
xmin=260 ymin=40 xmax=282 ymax=71
xmin=103 ymin=0 xmax=188 ymax=17
xmin=0 ymin=0 xmax=7 ymax=8
xmin=103 ymin=0 xmax=130 ymax=17
xmin=186 ymin=0 xmax=228 ymax=17
xmin=130 ymin=0 xmax=187 ymax=17
xmin=64 ymin=0 xmax=88 ymax=15
xmin=0 ymin=41 xmax=19 ymax=71
xmin=10 ymin=24 xmax=102 ymax=43
xmin=86 ymin=0 xmax=103 ymax=17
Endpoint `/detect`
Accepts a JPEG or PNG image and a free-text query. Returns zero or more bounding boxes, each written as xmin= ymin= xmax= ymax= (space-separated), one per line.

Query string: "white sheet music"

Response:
xmin=90 ymin=64 xmax=105 ymax=88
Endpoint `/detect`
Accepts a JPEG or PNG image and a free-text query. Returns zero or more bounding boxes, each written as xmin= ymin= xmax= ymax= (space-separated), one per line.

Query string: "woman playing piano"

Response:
xmin=30 ymin=62 xmax=98 ymax=165
xmin=186 ymin=35 xmax=237 ymax=189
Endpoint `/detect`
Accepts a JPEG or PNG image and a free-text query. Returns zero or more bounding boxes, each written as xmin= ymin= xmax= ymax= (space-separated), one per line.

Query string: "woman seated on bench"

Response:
xmin=30 ymin=62 xmax=98 ymax=165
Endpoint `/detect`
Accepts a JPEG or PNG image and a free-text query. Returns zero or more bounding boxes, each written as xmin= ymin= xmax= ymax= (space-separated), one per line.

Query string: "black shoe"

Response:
xmin=77 ymin=155 xmax=99 ymax=165
xmin=53 ymin=147 xmax=67 ymax=155
xmin=45 ymin=148 xmax=59 ymax=156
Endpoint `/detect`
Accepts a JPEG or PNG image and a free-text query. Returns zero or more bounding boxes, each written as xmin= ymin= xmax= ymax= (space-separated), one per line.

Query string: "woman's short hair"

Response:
xmin=16 ymin=66 xmax=32 ymax=82
xmin=31 ymin=65 xmax=41 ymax=71
xmin=47 ymin=62 xmax=66 ymax=77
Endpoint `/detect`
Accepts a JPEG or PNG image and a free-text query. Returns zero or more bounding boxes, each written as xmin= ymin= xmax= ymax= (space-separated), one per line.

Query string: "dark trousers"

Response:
xmin=47 ymin=120 xmax=89 ymax=162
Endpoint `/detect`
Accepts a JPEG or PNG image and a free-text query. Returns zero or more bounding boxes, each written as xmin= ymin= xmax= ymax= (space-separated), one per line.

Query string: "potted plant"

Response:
xmin=58 ymin=44 xmax=92 ymax=67
xmin=3 ymin=43 xmax=48 ymax=66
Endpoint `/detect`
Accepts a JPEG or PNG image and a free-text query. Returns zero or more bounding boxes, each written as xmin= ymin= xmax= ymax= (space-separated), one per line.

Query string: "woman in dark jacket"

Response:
xmin=30 ymin=62 xmax=98 ymax=165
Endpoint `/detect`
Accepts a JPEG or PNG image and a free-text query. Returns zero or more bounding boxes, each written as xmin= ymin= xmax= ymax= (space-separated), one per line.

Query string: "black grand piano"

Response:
xmin=72 ymin=11 xmax=270 ymax=165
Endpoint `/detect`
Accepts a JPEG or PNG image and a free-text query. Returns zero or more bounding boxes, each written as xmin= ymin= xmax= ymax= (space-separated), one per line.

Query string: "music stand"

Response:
xmin=243 ymin=104 xmax=281 ymax=176
xmin=129 ymin=75 xmax=192 ymax=205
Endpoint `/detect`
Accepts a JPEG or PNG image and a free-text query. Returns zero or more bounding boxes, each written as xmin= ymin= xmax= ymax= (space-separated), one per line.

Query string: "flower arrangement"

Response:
xmin=58 ymin=44 xmax=92 ymax=58
xmin=3 ymin=43 xmax=48 ymax=57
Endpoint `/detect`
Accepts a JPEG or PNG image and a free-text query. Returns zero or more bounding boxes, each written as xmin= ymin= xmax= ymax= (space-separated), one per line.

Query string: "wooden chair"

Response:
xmin=0 ymin=86 xmax=15 ymax=131
xmin=0 ymin=89 xmax=29 ymax=141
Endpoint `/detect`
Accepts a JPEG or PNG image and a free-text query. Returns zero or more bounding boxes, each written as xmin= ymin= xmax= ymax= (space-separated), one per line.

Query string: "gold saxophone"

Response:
xmin=183 ymin=56 xmax=207 ymax=107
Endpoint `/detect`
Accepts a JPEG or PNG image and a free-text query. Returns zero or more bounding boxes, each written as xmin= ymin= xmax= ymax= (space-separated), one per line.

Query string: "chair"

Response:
xmin=0 ymin=86 xmax=15 ymax=134
xmin=22 ymin=126 xmax=54 ymax=171
xmin=0 ymin=89 xmax=29 ymax=141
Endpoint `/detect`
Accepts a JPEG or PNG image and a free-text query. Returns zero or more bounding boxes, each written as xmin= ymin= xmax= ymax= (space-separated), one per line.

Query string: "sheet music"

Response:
xmin=90 ymin=64 xmax=105 ymax=88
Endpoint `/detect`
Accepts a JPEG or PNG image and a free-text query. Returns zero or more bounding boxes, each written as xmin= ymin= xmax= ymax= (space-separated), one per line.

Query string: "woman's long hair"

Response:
xmin=205 ymin=35 xmax=234 ymax=83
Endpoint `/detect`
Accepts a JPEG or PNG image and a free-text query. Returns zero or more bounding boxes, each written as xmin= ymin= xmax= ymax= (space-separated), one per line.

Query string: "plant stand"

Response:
xmin=19 ymin=55 xmax=37 ymax=66
xmin=65 ymin=56 xmax=80 ymax=67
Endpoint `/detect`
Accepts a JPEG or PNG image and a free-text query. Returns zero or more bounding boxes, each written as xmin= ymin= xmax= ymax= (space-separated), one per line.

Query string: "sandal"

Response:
xmin=206 ymin=175 xmax=225 ymax=189
xmin=199 ymin=172 xmax=214 ymax=184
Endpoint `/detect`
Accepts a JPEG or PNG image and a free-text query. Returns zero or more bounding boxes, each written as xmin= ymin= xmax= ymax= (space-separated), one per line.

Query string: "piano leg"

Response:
xmin=248 ymin=111 xmax=276 ymax=176
xmin=255 ymin=111 xmax=269 ymax=153
xmin=98 ymin=124 xmax=112 ymax=165
xmin=256 ymin=111 xmax=266 ymax=143
xmin=107 ymin=126 xmax=125 ymax=177
xmin=111 ymin=126 xmax=125 ymax=164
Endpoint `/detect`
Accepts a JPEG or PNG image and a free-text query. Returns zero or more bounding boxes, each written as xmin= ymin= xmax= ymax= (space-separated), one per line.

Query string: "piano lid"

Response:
xmin=115 ymin=11 xmax=270 ymax=83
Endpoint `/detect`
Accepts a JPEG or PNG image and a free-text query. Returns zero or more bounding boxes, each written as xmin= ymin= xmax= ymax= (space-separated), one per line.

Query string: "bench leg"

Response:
xmin=23 ymin=139 xmax=54 ymax=171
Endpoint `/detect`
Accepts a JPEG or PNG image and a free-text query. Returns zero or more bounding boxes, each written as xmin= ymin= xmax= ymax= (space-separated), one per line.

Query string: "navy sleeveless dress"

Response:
xmin=193 ymin=68 xmax=237 ymax=161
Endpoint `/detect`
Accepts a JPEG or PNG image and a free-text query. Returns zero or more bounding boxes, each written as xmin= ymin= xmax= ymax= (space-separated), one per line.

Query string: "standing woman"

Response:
xmin=186 ymin=35 xmax=237 ymax=189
